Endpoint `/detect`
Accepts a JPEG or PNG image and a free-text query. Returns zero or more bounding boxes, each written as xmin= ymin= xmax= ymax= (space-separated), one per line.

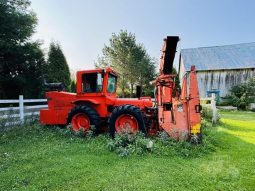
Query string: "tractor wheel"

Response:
xmin=67 ymin=105 xmax=101 ymax=133
xmin=109 ymin=104 xmax=148 ymax=138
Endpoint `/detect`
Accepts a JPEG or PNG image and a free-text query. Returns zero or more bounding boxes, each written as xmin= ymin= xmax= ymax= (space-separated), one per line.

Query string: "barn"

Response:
xmin=178 ymin=42 xmax=255 ymax=98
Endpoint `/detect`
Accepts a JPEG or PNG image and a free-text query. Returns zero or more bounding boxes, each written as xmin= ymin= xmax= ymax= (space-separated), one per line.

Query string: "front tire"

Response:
xmin=67 ymin=105 xmax=101 ymax=133
xmin=109 ymin=104 xmax=147 ymax=138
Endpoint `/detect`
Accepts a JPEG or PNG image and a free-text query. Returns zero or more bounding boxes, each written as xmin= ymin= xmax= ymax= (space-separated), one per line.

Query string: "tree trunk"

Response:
xmin=139 ymin=75 xmax=143 ymax=96
xmin=130 ymin=83 xmax=134 ymax=98
xmin=121 ymin=76 xmax=125 ymax=98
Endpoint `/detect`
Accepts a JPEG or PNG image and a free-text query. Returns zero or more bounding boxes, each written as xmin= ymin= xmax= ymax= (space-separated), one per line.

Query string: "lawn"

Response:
xmin=0 ymin=111 xmax=255 ymax=191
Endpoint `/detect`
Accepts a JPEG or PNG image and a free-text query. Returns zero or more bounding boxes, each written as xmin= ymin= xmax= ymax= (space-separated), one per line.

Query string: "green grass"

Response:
xmin=1 ymin=111 xmax=255 ymax=191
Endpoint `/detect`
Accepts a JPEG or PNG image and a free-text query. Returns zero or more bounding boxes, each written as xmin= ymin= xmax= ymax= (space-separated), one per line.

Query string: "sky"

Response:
xmin=31 ymin=0 xmax=255 ymax=72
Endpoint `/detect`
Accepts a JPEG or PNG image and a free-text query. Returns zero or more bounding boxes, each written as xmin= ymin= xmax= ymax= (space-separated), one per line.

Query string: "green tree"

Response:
xmin=0 ymin=0 xmax=46 ymax=98
xmin=230 ymin=77 xmax=255 ymax=110
xmin=70 ymin=80 xmax=76 ymax=93
xmin=45 ymin=42 xmax=71 ymax=89
xmin=95 ymin=30 xmax=156 ymax=97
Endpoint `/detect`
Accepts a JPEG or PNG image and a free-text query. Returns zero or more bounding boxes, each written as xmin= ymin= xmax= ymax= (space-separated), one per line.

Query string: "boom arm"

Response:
xmin=160 ymin=36 xmax=179 ymax=75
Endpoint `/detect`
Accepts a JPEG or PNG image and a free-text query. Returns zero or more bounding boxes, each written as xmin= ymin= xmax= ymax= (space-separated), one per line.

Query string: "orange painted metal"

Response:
xmin=187 ymin=66 xmax=202 ymax=136
xmin=71 ymin=113 xmax=90 ymax=132
xmin=155 ymin=36 xmax=201 ymax=140
xmin=115 ymin=114 xmax=139 ymax=133
xmin=40 ymin=67 xmax=153 ymax=126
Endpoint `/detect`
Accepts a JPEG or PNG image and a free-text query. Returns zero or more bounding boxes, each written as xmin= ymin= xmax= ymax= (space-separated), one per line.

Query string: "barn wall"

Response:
xmin=197 ymin=68 xmax=255 ymax=97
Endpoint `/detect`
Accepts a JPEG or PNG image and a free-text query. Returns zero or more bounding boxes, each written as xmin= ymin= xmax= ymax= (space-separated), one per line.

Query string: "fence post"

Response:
xmin=211 ymin=93 xmax=217 ymax=124
xmin=19 ymin=95 xmax=24 ymax=123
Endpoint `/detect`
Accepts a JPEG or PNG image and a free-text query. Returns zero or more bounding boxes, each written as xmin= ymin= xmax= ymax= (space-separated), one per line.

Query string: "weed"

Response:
xmin=107 ymin=120 xmax=219 ymax=158
xmin=107 ymin=131 xmax=153 ymax=157
xmin=0 ymin=110 xmax=24 ymax=132
xmin=201 ymin=106 xmax=221 ymax=124
xmin=24 ymin=112 xmax=39 ymax=125
xmin=153 ymin=121 xmax=219 ymax=158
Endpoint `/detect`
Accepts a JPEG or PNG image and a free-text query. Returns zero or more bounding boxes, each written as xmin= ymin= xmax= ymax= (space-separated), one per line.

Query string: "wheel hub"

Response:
xmin=71 ymin=113 xmax=90 ymax=132
xmin=115 ymin=114 xmax=138 ymax=134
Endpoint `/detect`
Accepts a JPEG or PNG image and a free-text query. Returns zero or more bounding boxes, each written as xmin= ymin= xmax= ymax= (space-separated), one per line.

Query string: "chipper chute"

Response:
xmin=155 ymin=36 xmax=202 ymax=141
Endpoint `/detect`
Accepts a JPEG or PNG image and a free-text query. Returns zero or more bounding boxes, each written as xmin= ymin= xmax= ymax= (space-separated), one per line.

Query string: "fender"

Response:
xmin=72 ymin=99 xmax=100 ymax=105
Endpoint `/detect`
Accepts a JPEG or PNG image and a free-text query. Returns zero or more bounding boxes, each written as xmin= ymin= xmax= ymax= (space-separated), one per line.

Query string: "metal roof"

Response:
xmin=180 ymin=42 xmax=255 ymax=71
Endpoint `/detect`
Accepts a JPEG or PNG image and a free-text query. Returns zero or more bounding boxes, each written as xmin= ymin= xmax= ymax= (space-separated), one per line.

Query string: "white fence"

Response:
xmin=0 ymin=95 xmax=47 ymax=125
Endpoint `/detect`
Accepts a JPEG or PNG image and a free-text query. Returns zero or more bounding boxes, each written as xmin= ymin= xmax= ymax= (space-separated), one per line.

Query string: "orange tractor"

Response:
xmin=40 ymin=36 xmax=202 ymax=141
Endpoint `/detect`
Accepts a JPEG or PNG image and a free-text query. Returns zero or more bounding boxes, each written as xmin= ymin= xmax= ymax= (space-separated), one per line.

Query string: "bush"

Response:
xmin=65 ymin=124 xmax=96 ymax=139
xmin=154 ymin=123 xmax=218 ymax=158
xmin=201 ymin=106 xmax=221 ymax=124
xmin=107 ymin=132 xmax=153 ymax=157
xmin=201 ymin=106 xmax=213 ymax=120
xmin=229 ymin=77 xmax=255 ymax=110
xmin=216 ymin=97 xmax=233 ymax=106
xmin=201 ymin=106 xmax=220 ymax=123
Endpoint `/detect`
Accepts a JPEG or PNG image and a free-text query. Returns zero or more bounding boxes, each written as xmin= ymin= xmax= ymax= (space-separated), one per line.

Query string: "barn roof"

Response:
xmin=180 ymin=42 xmax=255 ymax=71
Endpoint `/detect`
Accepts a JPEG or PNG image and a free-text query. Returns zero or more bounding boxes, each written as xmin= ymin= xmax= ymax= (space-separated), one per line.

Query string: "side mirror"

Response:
xmin=136 ymin=85 xmax=142 ymax=98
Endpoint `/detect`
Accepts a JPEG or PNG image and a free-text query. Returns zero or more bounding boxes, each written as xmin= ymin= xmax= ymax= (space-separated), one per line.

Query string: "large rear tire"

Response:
xmin=67 ymin=105 xmax=101 ymax=133
xmin=109 ymin=104 xmax=147 ymax=138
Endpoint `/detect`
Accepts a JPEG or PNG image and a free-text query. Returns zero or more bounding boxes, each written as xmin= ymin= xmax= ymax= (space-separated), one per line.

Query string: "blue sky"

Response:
xmin=31 ymin=0 xmax=255 ymax=72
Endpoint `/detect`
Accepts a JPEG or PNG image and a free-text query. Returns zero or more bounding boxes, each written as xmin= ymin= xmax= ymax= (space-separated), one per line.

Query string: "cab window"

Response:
xmin=107 ymin=74 xmax=116 ymax=93
xmin=82 ymin=73 xmax=103 ymax=93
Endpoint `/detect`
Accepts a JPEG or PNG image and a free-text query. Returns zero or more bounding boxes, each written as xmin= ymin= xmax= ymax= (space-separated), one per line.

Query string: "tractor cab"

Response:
xmin=76 ymin=67 xmax=118 ymax=97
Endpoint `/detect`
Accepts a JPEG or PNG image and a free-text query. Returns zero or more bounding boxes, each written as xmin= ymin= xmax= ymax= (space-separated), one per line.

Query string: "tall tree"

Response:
xmin=70 ymin=80 xmax=76 ymax=93
xmin=95 ymin=30 xmax=156 ymax=97
xmin=0 ymin=0 xmax=47 ymax=98
xmin=45 ymin=42 xmax=71 ymax=89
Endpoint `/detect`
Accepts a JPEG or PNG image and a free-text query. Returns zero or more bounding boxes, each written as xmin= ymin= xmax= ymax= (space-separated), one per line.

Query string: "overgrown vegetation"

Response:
xmin=201 ymin=106 xmax=220 ymax=124
xmin=1 ymin=111 xmax=255 ymax=190
xmin=0 ymin=110 xmax=39 ymax=131
xmin=228 ymin=77 xmax=255 ymax=110
xmin=107 ymin=132 xmax=153 ymax=157
xmin=107 ymin=120 xmax=218 ymax=158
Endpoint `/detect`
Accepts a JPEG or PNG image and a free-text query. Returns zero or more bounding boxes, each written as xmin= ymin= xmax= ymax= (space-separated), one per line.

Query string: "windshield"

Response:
xmin=82 ymin=73 xmax=103 ymax=93
xmin=107 ymin=74 xmax=117 ymax=93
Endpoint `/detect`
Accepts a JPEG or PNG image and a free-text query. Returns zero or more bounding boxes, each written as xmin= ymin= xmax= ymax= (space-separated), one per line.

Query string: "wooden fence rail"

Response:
xmin=0 ymin=95 xmax=47 ymax=125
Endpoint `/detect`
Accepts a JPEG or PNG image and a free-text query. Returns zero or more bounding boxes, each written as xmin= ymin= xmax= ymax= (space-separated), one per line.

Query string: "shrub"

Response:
xmin=24 ymin=112 xmax=39 ymax=125
xmin=201 ymin=106 xmax=213 ymax=120
xmin=154 ymin=124 xmax=218 ymax=158
xmin=107 ymin=131 xmax=153 ymax=157
xmin=216 ymin=97 xmax=233 ymax=106
xmin=229 ymin=77 xmax=255 ymax=110
xmin=201 ymin=106 xmax=220 ymax=124
xmin=107 ymin=120 xmax=219 ymax=158
xmin=0 ymin=109 xmax=21 ymax=130
xmin=69 ymin=125 xmax=96 ymax=139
